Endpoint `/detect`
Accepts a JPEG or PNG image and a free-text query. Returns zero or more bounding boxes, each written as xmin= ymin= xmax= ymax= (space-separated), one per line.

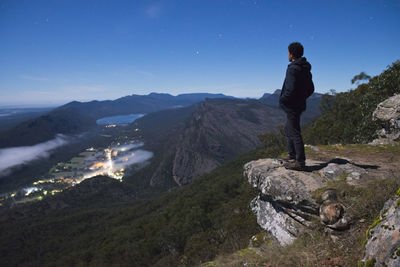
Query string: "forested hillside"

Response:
xmin=304 ymin=60 xmax=400 ymax=144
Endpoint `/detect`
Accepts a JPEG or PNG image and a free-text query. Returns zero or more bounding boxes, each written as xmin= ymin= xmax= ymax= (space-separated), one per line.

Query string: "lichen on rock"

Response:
xmin=361 ymin=194 xmax=400 ymax=267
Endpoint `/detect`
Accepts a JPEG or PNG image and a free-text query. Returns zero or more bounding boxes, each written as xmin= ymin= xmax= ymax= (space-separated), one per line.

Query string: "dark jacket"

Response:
xmin=279 ymin=57 xmax=314 ymax=113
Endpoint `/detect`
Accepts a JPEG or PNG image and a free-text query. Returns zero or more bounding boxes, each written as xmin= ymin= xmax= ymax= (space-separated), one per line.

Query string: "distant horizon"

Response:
xmin=0 ymin=88 xmax=332 ymax=108
xmin=0 ymin=91 xmax=264 ymax=108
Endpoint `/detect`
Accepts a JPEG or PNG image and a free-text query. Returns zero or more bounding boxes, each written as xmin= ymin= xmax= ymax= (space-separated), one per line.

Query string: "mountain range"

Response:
xmin=124 ymin=93 xmax=323 ymax=189
xmin=135 ymin=98 xmax=287 ymax=187
xmin=0 ymin=93 xmax=234 ymax=148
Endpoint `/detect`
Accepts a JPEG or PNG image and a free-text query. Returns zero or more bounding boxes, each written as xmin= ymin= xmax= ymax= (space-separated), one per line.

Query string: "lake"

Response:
xmin=96 ymin=113 xmax=145 ymax=125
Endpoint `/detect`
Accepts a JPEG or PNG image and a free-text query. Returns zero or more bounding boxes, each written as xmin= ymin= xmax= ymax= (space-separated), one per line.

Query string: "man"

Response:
xmin=279 ymin=42 xmax=314 ymax=171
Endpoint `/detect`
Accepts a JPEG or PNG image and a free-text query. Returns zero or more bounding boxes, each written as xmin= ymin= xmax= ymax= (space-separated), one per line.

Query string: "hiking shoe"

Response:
xmin=284 ymin=161 xmax=306 ymax=171
xmin=280 ymin=155 xmax=296 ymax=162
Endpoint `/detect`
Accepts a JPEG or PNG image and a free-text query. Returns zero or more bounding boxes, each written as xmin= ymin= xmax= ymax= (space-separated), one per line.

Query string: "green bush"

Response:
xmin=304 ymin=60 xmax=400 ymax=145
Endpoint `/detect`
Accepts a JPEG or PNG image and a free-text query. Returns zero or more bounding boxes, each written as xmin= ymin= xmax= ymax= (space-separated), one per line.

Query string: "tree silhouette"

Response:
xmin=351 ymin=72 xmax=371 ymax=84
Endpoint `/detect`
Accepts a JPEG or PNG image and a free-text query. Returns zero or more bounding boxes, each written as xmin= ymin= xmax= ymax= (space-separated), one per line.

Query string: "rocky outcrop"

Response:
xmin=244 ymin=158 xmax=367 ymax=245
xmin=361 ymin=192 xmax=400 ymax=267
xmin=318 ymin=160 xmax=366 ymax=185
xmin=170 ymin=98 xmax=286 ymax=185
xmin=370 ymin=94 xmax=400 ymax=145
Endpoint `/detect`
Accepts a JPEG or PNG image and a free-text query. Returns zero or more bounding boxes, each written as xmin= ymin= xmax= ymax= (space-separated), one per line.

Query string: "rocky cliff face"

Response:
xmin=358 ymin=93 xmax=400 ymax=267
xmin=361 ymin=193 xmax=400 ymax=267
xmin=243 ymin=158 xmax=367 ymax=246
xmin=170 ymin=98 xmax=286 ymax=186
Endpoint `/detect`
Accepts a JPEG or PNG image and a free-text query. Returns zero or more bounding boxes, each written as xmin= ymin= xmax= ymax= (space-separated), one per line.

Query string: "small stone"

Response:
xmin=359 ymin=218 xmax=366 ymax=223
xmin=320 ymin=202 xmax=344 ymax=225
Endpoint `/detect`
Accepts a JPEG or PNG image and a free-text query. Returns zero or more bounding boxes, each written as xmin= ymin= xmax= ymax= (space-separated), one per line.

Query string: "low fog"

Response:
xmin=114 ymin=143 xmax=144 ymax=152
xmin=112 ymin=149 xmax=153 ymax=170
xmin=0 ymin=134 xmax=69 ymax=176
xmin=82 ymin=144 xmax=153 ymax=180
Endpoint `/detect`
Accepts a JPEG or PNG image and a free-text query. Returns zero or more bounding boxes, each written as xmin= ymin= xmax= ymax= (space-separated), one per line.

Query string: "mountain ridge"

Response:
xmin=0 ymin=93 xmax=234 ymax=148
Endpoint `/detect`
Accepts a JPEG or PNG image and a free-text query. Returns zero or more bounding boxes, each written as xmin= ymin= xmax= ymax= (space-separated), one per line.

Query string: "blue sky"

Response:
xmin=0 ymin=0 xmax=399 ymax=106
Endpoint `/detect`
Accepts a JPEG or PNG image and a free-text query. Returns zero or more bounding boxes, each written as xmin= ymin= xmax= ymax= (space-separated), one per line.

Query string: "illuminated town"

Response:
xmin=0 ymin=141 xmax=152 ymax=207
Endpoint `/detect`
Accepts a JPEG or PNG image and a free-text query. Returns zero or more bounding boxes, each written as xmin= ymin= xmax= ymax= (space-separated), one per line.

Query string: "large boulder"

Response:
xmin=362 ymin=193 xmax=400 ymax=267
xmin=244 ymin=158 xmax=365 ymax=245
xmin=370 ymin=94 xmax=400 ymax=145
xmin=245 ymin=158 xmax=324 ymax=211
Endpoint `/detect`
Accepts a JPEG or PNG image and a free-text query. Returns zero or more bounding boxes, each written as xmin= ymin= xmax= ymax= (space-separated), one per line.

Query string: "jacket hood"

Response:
xmin=289 ymin=57 xmax=311 ymax=71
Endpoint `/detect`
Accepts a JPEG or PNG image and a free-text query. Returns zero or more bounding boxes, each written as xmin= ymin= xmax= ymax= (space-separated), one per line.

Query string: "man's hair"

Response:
xmin=288 ymin=42 xmax=304 ymax=59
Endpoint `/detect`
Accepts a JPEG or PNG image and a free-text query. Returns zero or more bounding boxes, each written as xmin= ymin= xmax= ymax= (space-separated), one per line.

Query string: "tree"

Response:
xmin=351 ymin=72 xmax=371 ymax=85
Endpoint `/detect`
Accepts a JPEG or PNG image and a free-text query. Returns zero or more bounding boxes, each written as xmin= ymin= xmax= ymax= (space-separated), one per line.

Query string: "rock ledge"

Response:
xmin=244 ymin=158 xmax=366 ymax=245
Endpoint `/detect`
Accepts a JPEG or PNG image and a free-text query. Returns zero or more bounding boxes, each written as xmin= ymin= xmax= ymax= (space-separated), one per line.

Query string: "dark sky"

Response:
xmin=1 ymin=0 xmax=399 ymax=105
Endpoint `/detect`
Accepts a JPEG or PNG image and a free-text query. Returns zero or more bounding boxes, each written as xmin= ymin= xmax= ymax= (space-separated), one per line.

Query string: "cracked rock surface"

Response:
xmin=362 ymin=195 xmax=400 ymax=267
xmin=244 ymin=158 xmax=364 ymax=245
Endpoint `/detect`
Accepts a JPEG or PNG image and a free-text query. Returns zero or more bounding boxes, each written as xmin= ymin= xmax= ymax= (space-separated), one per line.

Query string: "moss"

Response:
xmin=396 ymin=187 xmax=400 ymax=196
xmin=338 ymin=172 xmax=349 ymax=181
xmin=365 ymin=258 xmax=376 ymax=267
xmin=237 ymin=248 xmax=257 ymax=257
xmin=379 ymin=223 xmax=395 ymax=230
xmin=358 ymin=261 xmax=364 ymax=267
xmin=366 ymin=216 xmax=385 ymax=240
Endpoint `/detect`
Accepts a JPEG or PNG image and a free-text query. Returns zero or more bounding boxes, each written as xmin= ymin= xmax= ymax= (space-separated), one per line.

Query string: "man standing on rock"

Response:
xmin=279 ymin=42 xmax=314 ymax=171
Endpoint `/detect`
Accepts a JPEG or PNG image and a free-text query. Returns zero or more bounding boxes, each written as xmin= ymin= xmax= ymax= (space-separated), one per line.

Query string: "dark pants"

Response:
xmin=284 ymin=110 xmax=305 ymax=163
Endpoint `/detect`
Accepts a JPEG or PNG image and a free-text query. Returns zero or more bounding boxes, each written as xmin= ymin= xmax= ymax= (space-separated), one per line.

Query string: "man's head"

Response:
xmin=288 ymin=42 xmax=304 ymax=62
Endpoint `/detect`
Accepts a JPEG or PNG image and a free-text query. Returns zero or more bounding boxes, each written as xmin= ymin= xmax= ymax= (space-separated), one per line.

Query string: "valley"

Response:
xmin=0 ymin=114 xmax=151 ymax=207
xmin=0 ymin=94 xmax=323 ymax=207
